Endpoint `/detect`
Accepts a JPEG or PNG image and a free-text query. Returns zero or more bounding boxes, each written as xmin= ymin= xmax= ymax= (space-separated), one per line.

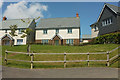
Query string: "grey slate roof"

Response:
xmin=36 ymin=17 xmax=80 ymax=29
xmin=0 ymin=18 xmax=34 ymax=30
xmin=105 ymin=3 xmax=120 ymax=13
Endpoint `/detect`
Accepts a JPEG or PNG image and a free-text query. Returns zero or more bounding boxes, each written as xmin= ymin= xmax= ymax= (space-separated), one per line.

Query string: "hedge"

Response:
xmin=91 ymin=32 xmax=120 ymax=44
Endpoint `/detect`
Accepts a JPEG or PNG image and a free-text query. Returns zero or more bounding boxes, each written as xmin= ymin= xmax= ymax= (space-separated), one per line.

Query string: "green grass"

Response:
xmin=1 ymin=44 xmax=120 ymax=69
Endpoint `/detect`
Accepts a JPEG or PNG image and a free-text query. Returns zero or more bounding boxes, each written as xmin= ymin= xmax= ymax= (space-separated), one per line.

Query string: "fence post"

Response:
xmin=30 ymin=52 xmax=34 ymax=69
xmin=107 ymin=51 xmax=109 ymax=67
xmin=64 ymin=52 xmax=66 ymax=68
xmin=87 ymin=52 xmax=89 ymax=67
xmin=5 ymin=50 xmax=8 ymax=65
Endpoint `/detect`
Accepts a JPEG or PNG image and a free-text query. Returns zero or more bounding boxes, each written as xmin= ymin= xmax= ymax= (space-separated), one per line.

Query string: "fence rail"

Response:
xmin=5 ymin=46 xmax=120 ymax=69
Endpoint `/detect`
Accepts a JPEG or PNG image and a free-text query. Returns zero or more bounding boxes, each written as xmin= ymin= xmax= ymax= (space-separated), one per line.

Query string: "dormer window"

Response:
xmin=102 ymin=17 xmax=112 ymax=26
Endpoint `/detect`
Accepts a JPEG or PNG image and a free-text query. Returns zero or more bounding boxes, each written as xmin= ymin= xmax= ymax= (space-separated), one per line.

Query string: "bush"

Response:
xmin=91 ymin=32 xmax=120 ymax=44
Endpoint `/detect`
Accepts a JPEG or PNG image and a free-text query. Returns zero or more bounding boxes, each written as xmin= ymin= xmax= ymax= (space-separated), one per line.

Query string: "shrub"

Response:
xmin=91 ymin=32 xmax=120 ymax=44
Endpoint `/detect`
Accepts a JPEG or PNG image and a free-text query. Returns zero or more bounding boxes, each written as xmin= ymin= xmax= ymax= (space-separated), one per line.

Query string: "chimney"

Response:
xmin=76 ymin=13 xmax=79 ymax=17
xmin=2 ymin=16 xmax=7 ymax=21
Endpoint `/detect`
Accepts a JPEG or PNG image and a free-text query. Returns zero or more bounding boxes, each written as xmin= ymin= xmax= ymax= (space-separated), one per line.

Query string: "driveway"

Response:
xmin=2 ymin=66 xmax=119 ymax=78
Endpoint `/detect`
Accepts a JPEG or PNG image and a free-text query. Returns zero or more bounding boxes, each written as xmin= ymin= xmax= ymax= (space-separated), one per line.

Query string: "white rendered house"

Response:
xmin=35 ymin=13 xmax=81 ymax=45
xmin=0 ymin=17 xmax=36 ymax=45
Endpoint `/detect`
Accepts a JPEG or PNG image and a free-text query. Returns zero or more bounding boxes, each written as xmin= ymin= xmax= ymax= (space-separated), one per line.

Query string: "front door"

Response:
xmin=55 ymin=40 xmax=59 ymax=45
xmin=5 ymin=40 xmax=10 ymax=45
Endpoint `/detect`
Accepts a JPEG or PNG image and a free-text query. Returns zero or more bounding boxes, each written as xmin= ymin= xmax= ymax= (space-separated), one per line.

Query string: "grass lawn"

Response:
xmin=1 ymin=44 xmax=120 ymax=69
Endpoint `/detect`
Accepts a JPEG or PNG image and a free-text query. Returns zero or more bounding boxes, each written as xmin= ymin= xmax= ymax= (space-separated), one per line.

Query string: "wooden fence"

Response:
xmin=5 ymin=46 xmax=120 ymax=69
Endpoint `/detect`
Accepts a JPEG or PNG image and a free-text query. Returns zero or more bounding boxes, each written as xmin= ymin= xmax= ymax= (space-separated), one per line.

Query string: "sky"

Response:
xmin=0 ymin=2 xmax=119 ymax=35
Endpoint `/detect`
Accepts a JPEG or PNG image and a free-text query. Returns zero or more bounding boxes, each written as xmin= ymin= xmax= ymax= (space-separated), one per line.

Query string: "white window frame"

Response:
xmin=43 ymin=29 xmax=47 ymax=34
xmin=66 ymin=39 xmax=74 ymax=45
xmin=17 ymin=39 xmax=23 ymax=45
xmin=68 ymin=28 xmax=72 ymax=33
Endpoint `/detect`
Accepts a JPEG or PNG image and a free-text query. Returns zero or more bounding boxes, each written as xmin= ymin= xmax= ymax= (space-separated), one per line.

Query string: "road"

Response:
xmin=1 ymin=66 xmax=119 ymax=78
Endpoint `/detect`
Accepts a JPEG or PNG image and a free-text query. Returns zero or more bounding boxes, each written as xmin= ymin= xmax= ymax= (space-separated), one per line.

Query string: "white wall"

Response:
xmin=36 ymin=28 xmax=80 ymax=40
xmin=91 ymin=27 xmax=99 ymax=38
xmin=0 ymin=30 xmax=27 ymax=45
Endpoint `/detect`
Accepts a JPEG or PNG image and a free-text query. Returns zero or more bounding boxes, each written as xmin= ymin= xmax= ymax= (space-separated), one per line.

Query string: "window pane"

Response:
xmin=66 ymin=39 xmax=73 ymax=44
xmin=42 ymin=39 xmax=49 ymax=44
xmin=68 ymin=29 xmax=72 ymax=33
xmin=56 ymin=29 xmax=59 ymax=33
xmin=43 ymin=30 xmax=47 ymax=34
xmin=17 ymin=39 xmax=23 ymax=45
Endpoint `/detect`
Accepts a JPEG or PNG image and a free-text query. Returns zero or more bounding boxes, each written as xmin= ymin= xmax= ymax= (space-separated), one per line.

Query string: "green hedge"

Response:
xmin=91 ymin=32 xmax=120 ymax=44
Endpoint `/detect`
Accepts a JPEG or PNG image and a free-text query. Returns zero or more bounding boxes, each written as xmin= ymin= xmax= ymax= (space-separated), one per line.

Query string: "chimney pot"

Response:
xmin=3 ymin=16 xmax=7 ymax=21
xmin=76 ymin=13 xmax=79 ymax=17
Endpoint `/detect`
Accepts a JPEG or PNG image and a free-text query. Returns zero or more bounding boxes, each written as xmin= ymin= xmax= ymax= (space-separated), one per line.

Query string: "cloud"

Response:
xmin=0 ymin=1 xmax=3 ymax=9
xmin=3 ymin=1 xmax=48 ymax=19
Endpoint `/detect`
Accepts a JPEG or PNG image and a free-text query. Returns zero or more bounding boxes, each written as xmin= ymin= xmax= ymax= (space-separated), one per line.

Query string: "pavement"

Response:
xmin=0 ymin=65 xmax=2 ymax=79
xmin=1 ymin=66 xmax=119 ymax=78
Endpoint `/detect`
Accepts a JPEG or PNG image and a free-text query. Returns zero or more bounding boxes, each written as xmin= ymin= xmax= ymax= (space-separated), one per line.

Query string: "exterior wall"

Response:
xmin=0 ymin=20 xmax=35 ymax=45
xmin=36 ymin=28 xmax=80 ymax=45
xmin=91 ymin=26 xmax=99 ymax=38
xmin=36 ymin=39 xmax=80 ymax=45
xmin=36 ymin=28 xmax=80 ymax=40
xmin=98 ymin=6 xmax=118 ymax=35
xmin=0 ymin=30 xmax=26 ymax=45
xmin=28 ymin=20 xmax=36 ymax=43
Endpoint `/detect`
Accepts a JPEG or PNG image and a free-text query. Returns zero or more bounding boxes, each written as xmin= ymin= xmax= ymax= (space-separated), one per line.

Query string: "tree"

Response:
xmin=21 ymin=28 xmax=33 ymax=53
xmin=9 ymin=25 xmax=18 ymax=46
xmin=21 ymin=16 xmax=40 ymax=53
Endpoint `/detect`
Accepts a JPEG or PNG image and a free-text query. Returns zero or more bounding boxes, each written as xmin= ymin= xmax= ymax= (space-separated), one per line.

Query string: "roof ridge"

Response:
xmin=105 ymin=3 xmax=119 ymax=8
xmin=3 ymin=18 xmax=34 ymax=21
xmin=40 ymin=17 xmax=80 ymax=20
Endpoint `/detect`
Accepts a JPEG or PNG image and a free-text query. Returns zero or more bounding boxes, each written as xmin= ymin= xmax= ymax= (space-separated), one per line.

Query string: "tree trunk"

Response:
xmin=27 ymin=44 xmax=30 ymax=56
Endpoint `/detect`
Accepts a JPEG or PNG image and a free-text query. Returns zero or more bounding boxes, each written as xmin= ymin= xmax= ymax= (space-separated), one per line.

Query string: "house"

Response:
xmin=35 ymin=13 xmax=80 ymax=45
xmin=90 ymin=3 xmax=120 ymax=38
xmin=0 ymin=17 xmax=36 ymax=45
xmin=82 ymin=34 xmax=91 ymax=43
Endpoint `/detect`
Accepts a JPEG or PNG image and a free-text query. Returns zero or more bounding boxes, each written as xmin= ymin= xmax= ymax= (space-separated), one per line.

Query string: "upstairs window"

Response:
xmin=68 ymin=28 xmax=72 ymax=33
xmin=18 ymin=29 xmax=23 ymax=34
xmin=43 ymin=29 xmax=47 ymax=34
xmin=56 ymin=29 xmax=59 ymax=34
xmin=5 ymin=30 xmax=7 ymax=33
xmin=102 ymin=17 xmax=112 ymax=26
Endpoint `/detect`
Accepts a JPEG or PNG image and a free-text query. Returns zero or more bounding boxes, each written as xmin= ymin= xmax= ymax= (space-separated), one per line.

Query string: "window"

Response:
xmin=68 ymin=29 xmax=72 ymax=33
xmin=66 ymin=39 xmax=73 ymax=45
xmin=102 ymin=17 xmax=112 ymax=26
xmin=94 ymin=25 xmax=98 ymax=31
xmin=56 ymin=29 xmax=59 ymax=34
xmin=17 ymin=39 xmax=23 ymax=45
xmin=42 ymin=40 xmax=49 ymax=44
xmin=5 ymin=30 xmax=7 ymax=33
xmin=43 ymin=30 xmax=47 ymax=34
xmin=18 ymin=29 xmax=23 ymax=34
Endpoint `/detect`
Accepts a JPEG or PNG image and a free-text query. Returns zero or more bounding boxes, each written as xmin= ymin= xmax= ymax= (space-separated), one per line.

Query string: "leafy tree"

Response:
xmin=21 ymin=17 xmax=40 ymax=53
xmin=9 ymin=25 xmax=18 ymax=36
xmin=9 ymin=25 xmax=18 ymax=46
xmin=21 ymin=28 xmax=33 ymax=53
xmin=91 ymin=32 xmax=120 ymax=44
